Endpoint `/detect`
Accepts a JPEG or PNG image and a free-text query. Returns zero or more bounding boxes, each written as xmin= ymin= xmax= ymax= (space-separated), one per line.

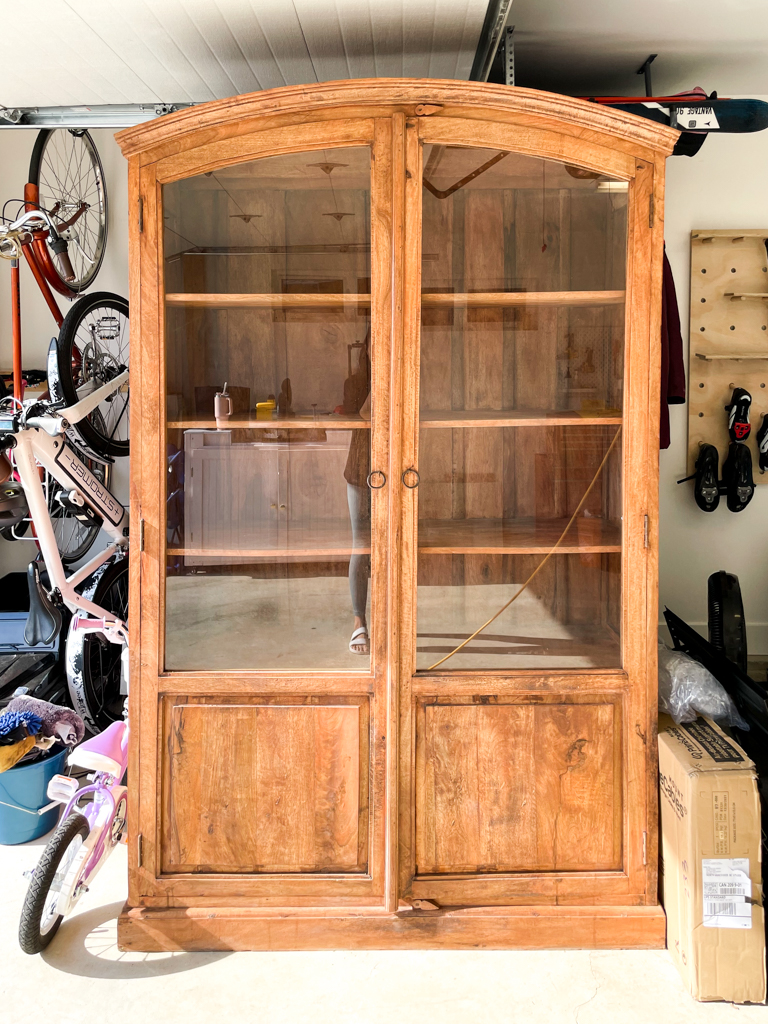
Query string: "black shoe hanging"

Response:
xmin=757 ymin=413 xmax=768 ymax=474
xmin=693 ymin=442 xmax=721 ymax=512
xmin=722 ymin=441 xmax=755 ymax=512
xmin=725 ymin=386 xmax=752 ymax=442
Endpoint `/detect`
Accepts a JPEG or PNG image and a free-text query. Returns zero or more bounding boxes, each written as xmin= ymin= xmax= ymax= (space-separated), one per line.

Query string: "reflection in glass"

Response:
xmin=163 ymin=147 xmax=373 ymax=671
xmin=417 ymin=147 xmax=626 ymax=671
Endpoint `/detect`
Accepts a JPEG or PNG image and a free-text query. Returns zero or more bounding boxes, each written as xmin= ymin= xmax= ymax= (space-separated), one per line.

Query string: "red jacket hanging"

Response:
xmin=660 ymin=248 xmax=686 ymax=449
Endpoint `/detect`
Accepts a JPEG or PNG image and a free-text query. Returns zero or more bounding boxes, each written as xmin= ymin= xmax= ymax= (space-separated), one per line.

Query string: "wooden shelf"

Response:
xmin=419 ymin=517 xmax=621 ymax=554
xmin=420 ymin=410 xmax=622 ymax=428
xmin=168 ymin=517 xmax=620 ymax=559
xmin=165 ymin=290 xmax=625 ymax=309
xmin=168 ymin=416 xmax=369 ymax=430
xmin=694 ymin=352 xmax=767 ymax=362
xmin=725 ymin=293 xmax=768 ymax=301
xmin=166 ymin=293 xmax=367 ymax=308
xmin=421 ymin=290 xmax=625 ymax=307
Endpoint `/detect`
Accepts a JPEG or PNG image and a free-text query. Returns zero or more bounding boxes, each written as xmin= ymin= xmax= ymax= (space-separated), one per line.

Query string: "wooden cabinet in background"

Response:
xmin=116 ymin=80 xmax=677 ymax=951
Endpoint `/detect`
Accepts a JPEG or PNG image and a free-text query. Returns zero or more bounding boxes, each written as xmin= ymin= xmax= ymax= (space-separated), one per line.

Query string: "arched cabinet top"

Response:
xmin=116 ymin=79 xmax=679 ymax=171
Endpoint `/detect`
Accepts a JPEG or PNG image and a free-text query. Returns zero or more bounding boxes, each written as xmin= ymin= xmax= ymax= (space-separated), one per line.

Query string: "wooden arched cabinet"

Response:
xmin=116 ymin=80 xmax=677 ymax=950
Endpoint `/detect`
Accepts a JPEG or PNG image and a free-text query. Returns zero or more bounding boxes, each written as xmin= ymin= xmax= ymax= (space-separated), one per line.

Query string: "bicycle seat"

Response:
xmin=70 ymin=720 xmax=127 ymax=778
xmin=24 ymin=561 xmax=63 ymax=647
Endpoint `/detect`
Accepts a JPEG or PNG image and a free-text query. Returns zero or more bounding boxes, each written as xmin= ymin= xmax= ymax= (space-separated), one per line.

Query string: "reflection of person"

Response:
xmin=343 ymin=332 xmax=371 ymax=655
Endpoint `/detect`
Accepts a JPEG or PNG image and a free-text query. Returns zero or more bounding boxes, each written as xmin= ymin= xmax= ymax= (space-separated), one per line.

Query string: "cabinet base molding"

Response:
xmin=118 ymin=903 xmax=666 ymax=952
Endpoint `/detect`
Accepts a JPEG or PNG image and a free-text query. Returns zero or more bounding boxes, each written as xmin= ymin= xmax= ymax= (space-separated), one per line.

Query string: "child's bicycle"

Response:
xmin=18 ymin=718 xmax=128 ymax=953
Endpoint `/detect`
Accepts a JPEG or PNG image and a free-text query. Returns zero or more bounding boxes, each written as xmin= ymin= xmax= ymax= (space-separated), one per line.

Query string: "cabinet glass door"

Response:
xmin=416 ymin=146 xmax=626 ymax=671
xmin=162 ymin=147 xmax=374 ymax=671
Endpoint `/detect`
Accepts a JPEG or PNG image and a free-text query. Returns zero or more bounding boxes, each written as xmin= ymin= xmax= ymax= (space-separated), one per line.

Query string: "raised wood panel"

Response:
xmin=416 ymin=701 xmax=620 ymax=875
xmin=162 ymin=702 xmax=368 ymax=874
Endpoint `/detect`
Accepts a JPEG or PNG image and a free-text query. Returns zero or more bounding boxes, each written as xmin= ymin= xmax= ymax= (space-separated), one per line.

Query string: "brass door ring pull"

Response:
xmin=367 ymin=470 xmax=387 ymax=489
xmin=402 ymin=467 xmax=420 ymax=488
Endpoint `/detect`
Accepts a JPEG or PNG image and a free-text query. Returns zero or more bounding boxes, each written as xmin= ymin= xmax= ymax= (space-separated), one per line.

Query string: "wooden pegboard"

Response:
xmin=688 ymin=230 xmax=768 ymax=481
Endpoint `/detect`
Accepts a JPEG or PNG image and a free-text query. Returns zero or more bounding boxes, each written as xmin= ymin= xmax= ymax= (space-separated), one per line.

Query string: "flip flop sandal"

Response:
xmin=678 ymin=442 xmax=720 ymax=512
xmin=726 ymin=386 xmax=752 ymax=442
xmin=722 ymin=441 xmax=755 ymax=512
xmin=349 ymin=626 xmax=369 ymax=654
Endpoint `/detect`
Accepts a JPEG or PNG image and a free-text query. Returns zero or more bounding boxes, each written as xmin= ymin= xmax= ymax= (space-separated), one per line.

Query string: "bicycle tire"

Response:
xmin=56 ymin=292 xmax=129 ymax=458
xmin=19 ymin=812 xmax=90 ymax=954
xmin=67 ymin=556 xmax=128 ymax=732
xmin=29 ymin=129 xmax=108 ymax=292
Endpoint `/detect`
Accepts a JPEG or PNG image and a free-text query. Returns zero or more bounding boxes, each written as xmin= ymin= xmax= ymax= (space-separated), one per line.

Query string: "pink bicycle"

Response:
xmin=18 ymin=718 xmax=128 ymax=954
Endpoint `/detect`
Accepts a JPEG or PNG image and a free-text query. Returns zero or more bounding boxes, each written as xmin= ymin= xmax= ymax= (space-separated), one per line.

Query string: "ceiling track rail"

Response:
xmin=0 ymin=103 xmax=195 ymax=129
xmin=469 ymin=0 xmax=514 ymax=82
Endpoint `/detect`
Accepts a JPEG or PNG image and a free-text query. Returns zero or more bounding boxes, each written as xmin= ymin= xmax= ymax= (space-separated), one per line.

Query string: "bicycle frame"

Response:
xmin=5 ymin=372 xmax=130 ymax=638
xmin=47 ymin=729 xmax=128 ymax=918
xmin=7 ymin=187 xmax=83 ymax=400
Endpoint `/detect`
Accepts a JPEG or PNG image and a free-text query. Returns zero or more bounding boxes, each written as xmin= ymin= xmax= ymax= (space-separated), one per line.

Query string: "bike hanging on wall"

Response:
xmin=0 ymin=129 xmax=129 ymax=564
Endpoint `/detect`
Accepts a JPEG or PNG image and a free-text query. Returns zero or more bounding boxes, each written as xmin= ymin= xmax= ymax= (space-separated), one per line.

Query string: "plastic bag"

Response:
xmin=658 ymin=642 xmax=749 ymax=729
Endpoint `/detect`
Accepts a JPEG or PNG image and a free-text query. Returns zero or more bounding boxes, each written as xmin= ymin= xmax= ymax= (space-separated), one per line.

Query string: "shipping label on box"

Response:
xmin=659 ymin=714 xmax=766 ymax=1004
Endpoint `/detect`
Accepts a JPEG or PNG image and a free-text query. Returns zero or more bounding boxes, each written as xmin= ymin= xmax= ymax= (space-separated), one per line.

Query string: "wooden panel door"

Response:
xmin=397 ymin=117 xmax=658 ymax=906
xmin=132 ymin=117 xmax=395 ymax=905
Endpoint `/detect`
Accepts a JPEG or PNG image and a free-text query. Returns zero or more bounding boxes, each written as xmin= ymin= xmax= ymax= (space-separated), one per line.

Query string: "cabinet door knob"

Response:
xmin=367 ymin=470 xmax=387 ymax=489
xmin=402 ymin=467 xmax=420 ymax=489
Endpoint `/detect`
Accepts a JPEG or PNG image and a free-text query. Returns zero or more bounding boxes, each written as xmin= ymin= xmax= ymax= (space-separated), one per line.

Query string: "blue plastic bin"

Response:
xmin=0 ymin=746 xmax=67 ymax=844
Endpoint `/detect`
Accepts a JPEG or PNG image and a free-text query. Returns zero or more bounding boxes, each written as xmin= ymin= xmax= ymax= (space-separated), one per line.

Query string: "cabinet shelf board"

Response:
xmin=168 ymin=417 xmax=369 ymax=430
xmin=421 ymin=290 xmax=625 ymax=307
xmin=168 ymin=517 xmax=621 ymax=559
xmin=420 ymin=410 xmax=622 ymax=428
xmin=165 ymin=290 xmax=625 ymax=309
xmin=166 ymin=293 xmax=369 ymax=308
xmin=694 ymin=352 xmax=767 ymax=361
xmin=418 ymin=517 xmax=621 ymax=554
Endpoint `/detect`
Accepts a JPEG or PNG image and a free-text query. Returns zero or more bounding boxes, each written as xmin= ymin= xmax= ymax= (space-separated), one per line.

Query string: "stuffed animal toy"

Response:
xmin=6 ymin=695 xmax=85 ymax=747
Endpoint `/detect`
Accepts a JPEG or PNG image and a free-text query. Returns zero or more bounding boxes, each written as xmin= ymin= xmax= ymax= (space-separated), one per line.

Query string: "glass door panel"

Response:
xmin=417 ymin=146 xmax=627 ymax=671
xmin=163 ymin=146 xmax=373 ymax=671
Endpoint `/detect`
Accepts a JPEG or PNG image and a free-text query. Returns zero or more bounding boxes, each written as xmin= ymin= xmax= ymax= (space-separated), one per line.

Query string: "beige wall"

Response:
xmin=661 ymin=103 xmax=768 ymax=653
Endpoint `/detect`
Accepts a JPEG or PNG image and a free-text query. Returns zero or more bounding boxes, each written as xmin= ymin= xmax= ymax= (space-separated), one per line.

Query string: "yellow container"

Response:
xmin=255 ymin=399 xmax=276 ymax=420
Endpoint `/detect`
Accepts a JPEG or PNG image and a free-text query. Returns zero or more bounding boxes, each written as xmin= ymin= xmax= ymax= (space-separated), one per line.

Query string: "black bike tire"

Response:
xmin=56 ymin=292 xmax=129 ymax=458
xmin=67 ymin=556 xmax=128 ymax=732
xmin=19 ymin=812 xmax=90 ymax=954
xmin=48 ymin=456 xmax=111 ymax=566
xmin=29 ymin=129 xmax=108 ymax=292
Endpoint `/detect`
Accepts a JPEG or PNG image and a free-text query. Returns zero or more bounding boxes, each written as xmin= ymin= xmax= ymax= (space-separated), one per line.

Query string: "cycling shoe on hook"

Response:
xmin=693 ymin=442 xmax=720 ymax=512
xmin=726 ymin=386 xmax=752 ymax=442
xmin=756 ymin=413 xmax=768 ymax=474
xmin=722 ymin=441 xmax=755 ymax=512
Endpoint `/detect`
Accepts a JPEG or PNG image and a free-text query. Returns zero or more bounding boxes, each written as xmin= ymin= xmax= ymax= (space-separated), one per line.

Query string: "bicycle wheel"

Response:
xmin=19 ymin=812 xmax=90 ymax=954
xmin=47 ymin=443 xmax=112 ymax=566
xmin=56 ymin=292 xmax=129 ymax=458
xmin=67 ymin=556 xmax=128 ymax=732
xmin=29 ymin=129 xmax=107 ymax=292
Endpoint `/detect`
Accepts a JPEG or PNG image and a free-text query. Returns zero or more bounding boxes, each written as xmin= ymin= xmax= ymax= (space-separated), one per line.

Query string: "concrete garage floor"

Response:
xmin=1 ymin=837 xmax=766 ymax=1023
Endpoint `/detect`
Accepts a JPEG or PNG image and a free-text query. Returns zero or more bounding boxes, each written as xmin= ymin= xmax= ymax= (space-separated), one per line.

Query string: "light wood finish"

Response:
xmin=416 ymin=702 xmax=620 ymax=875
xmin=687 ymin=229 xmax=768 ymax=483
xmin=162 ymin=702 xmax=367 ymax=873
xmin=420 ymin=410 xmax=622 ymax=427
xmin=418 ymin=516 xmax=621 ymax=553
xmin=421 ymin=290 xmax=625 ymax=307
xmin=117 ymin=80 xmax=674 ymax=950
xmin=167 ymin=417 xmax=369 ymax=429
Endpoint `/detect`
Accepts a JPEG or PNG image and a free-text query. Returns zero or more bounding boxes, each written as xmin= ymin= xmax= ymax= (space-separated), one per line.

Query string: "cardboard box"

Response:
xmin=659 ymin=714 xmax=766 ymax=1003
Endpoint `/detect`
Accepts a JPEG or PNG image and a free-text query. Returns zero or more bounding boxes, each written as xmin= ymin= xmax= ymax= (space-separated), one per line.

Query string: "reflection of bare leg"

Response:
xmin=348 ymin=483 xmax=370 ymax=655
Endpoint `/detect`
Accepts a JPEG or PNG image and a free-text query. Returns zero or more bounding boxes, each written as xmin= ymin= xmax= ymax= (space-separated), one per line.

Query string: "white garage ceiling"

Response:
xmin=509 ymin=0 xmax=768 ymax=97
xmin=1 ymin=0 xmax=765 ymax=110
xmin=2 ymin=0 xmax=489 ymax=106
